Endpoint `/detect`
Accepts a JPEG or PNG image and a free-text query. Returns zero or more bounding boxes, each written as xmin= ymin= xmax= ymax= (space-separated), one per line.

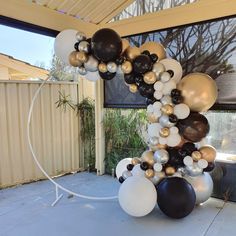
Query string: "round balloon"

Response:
xmin=116 ymin=158 xmax=132 ymax=178
xmin=118 ymin=176 xmax=157 ymax=217
xmin=157 ymin=177 xmax=196 ymax=218
xmin=54 ymin=29 xmax=78 ymax=64
xmin=85 ymin=71 xmax=100 ymax=82
xmin=99 ymin=71 xmax=116 ymax=80
xmin=177 ymin=73 xmax=218 ymax=112
xmin=140 ymin=42 xmax=166 ymax=60
xmin=185 ymin=173 xmax=213 ymax=204
xmin=177 ymin=112 xmax=210 ymax=142
xmin=91 ymin=28 xmax=122 ymax=62
xmin=133 ymin=55 xmax=153 ymax=75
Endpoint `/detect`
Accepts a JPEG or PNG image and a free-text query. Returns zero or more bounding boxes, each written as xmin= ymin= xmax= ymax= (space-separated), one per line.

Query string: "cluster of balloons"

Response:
xmin=54 ymin=27 xmax=218 ymax=219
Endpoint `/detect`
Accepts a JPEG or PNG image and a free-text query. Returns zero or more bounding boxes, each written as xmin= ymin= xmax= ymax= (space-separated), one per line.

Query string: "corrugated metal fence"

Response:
xmin=0 ymin=80 xmax=82 ymax=188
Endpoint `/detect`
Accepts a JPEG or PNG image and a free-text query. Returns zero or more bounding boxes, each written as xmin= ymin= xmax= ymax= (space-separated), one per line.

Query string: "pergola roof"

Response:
xmin=0 ymin=0 xmax=235 ymax=37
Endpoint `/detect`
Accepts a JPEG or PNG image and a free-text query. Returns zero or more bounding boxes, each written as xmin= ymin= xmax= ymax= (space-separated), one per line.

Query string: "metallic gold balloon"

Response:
xmin=121 ymin=39 xmax=130 ymax=53
xmin=121 ymin=61 xmax=133 ymax=74
xmin=98 ymin=63 xmax=107 ymax=73
xmin=165 ymin=166 xmax=176 ymax=176
xmin=69 ymin=51 xmax=82 ymax=67
xmin=75 ymin=51 xmax=88 ymax=63
xmin=156 ymin=143 xmax=167 ymax=149
xmin=177 ymin=73 xmax=218 ymax=112
xmin=126 ymin=46 xmax=140 ymax=60
xmin=159 ymin=127 xmax=170 ymax=138
xmin=161 ymin=104 xmax=174 ymax=115
xmin=192 ymin=151 xmax=202 ymax=161
xmin=131 ymin=157 xmax=141 ymax=165
xmin=145 ymin=169 xmax=155 ymax=178
xmin=147 ymin=113 xmax=158 ymax=123
xmin=143 ymin=71 xmax=157 ymax=84
xmin=141 ymin=150 xmax=154 ymax=161
xmin=140 ymin=42 xmax=166 ymax=60
xmin=199 ymin=146 xmax=216 ymax=162
xmin=129 ymin=84 xmax=138 ymax=93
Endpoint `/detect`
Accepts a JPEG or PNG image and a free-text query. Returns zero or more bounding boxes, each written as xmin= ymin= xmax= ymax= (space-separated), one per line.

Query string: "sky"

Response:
xmin=0 ymin=25 xmax=55 ymax=69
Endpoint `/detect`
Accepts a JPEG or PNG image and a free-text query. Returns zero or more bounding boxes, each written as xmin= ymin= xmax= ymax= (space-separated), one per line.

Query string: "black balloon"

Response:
xmin=169 ymin=114 xmax=178 ymax=123
xmin=182 ymin=142 xmax=197 ymax=155
xmin=172 ymin=95 xmax=183 ymax=104
xmin=171 ymin=89 xmax=181 ymax=97
xmin=167 ymin=147 xmax=184 ymax=167
xmin=157 ymin=177 xmax=196 ymax=219
xmin=99 ymin=71 xmax=116 ymax=80
xmin=127 ymin=164 xmax=134 ymax=171
xmin=140 ymin=162 xmax=149 ymax=171
xmin=177 ymin=112 xmax=210 ymax=142
xmin=138 ymin=82 xmax=154 ymax=98
xmin=118 ymin=176 xmax=125 ymax=183
xmin=124 ymin=73 xmax=135 ymax=84
xmin=150 ymin=53 xmax=159 ymax=63
xmin=135 ymin=74 xmax=144 ymax=85
xmin=133 ymin=54 xmax=152 ymax=74
xmin=91 ymin=28 xmax=122 ymax=62
xmin=204 ymin=162 xmax=215 ymax=172
xmin=146 ymin=97 xmax=157 ymax=105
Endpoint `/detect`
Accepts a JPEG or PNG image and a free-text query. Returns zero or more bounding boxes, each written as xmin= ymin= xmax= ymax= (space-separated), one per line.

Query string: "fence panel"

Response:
xmin=0 ymin=81 xmax=81 ymax=188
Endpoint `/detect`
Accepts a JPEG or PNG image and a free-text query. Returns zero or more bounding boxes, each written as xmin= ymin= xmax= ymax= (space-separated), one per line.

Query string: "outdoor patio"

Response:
xmin=0 ymin=172 xmax=235 ymax=236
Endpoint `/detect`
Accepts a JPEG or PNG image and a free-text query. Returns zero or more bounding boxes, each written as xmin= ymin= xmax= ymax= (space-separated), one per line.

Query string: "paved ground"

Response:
xmin=0 ymin=172 xmax=235 ymax=236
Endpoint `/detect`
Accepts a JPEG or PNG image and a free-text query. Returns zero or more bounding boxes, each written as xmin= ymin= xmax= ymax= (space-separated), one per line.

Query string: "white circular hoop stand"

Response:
xmin=27 ymin=78 xmax=118 ymax=206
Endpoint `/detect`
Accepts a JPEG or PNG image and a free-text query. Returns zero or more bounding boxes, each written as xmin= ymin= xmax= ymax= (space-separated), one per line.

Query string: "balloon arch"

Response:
xmin=54 ymin=28 xmax=218 ymax=219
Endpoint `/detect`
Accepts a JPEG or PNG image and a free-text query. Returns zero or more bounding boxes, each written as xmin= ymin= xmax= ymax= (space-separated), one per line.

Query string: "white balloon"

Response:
xmin=167 ymin=133 xmax=181 ymax=147
xmin=154 ymin=163 xmax=163 ymax=172
xmin=154 ymin=81 xmax=164 ymax=91
xmin=131 ymin=164 xmax=145 ymax=177
xmin=160 ymin=71 xmax=171 ymax=83
xmin=118 ymin=176 xmax=157 ymax=217
xmin=85 ymin=71 xmax=100 ymax=82
xmin=147 ymin=104 xmax=154 ymax=113
xmin=116 ymin=158 xmax=132 ymax=178
xmin=170 ymin=126 xmax=179 ymax=134
xmin=160 ymin=58 xmax=183 ymax=83
xmin=161 ymin=95 xmax=173 ymax=105
xmin=174 ymin=103 xmax=190 ymax=119
xmin=198 ymin=159 xmax=208 ymax=169
xmin=54 ymin=29 xmax=78 ymax=64
xmin=148 ymin=123 xmax=162 ymax=137
xmin=184 ymin=156 xmax=193 ymax=166
xmin=154 ymin=90 xmax=163 ymax=100
xmin=159 ymin=115 xmax=175 ymax=128
xmin=153 ymin=101 xmax=162 ymax=111
xmin=185 ymin=173 xmax=213 ymax=204
xmin=162 ymin=80 xmax=176 ymax=95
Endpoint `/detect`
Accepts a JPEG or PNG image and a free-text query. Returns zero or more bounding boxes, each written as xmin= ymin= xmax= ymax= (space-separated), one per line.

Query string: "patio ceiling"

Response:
xmin=0 ymin=0 xmax=235 ymax=37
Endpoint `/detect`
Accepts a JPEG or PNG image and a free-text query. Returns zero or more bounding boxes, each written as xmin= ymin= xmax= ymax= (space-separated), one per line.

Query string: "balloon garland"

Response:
xmin=54 ymin=28 xmax=218 ymax=219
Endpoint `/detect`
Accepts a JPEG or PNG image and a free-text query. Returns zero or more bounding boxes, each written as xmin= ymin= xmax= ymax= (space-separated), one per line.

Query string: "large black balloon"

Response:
xmin=99 ymin=71 xmax=116 ymax=80
xmin=157 ymin=177 xmax=196 ymax=219
xmin=138 ymin=82 xmax=154 ymax=98
xmin=177 ymin=112 xmax=210 ymax=142
xmin=91 ymin=28 xmax=122 ymax=62
xmin=133 ymin=54 xmax=152 ymax=74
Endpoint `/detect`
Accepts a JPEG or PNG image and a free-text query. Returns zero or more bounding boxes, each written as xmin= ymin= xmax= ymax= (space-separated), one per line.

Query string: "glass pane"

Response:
xmin=104 ymin=15 xmax=236 ymax=108
xmin=112 ymin=0 xmax=198 ymax=21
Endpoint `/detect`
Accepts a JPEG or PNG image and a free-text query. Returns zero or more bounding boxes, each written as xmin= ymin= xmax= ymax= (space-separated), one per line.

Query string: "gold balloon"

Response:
xmin=129 ymin=84 xmax=138 ymax=93
xmin=98 ymin=63 xmax=107 ymax=73
xmin=140 ymin=42 xmax=166 ymax=60
xmin=147 ymin=113 xmax=158 ymax=123
xmin=126 ymin=46 xmax=140 ymax=60
xmin=69 ymin=51 xmax=82 ymax=67
xmin=177 ymin=73 xmax=218 ymax=112
xmin=144 ymin=71 xmax=157 ymax=84
xmin=161 ymin=104 xmax=174 ymax=115
xmin=121 ymin=61 xmax=133 ymax=74
xmin=191 ymin=151 xmax=202 ymax=161
xmin=141 ymin=150 xmax=154 ymax=161
xmin=159 ymin=127 xmax=170 ymax=137
xmin=157 ymin=171 xmax=166 ymax=179
xmin=76 ymin=51 xmax=88 ymax=63
xmin=165 ymin=166 xmax=176 ymax=176
xmin=199 ymin=146 xmax=216 ymax=162
xmin=131 ymin=157 xmax=141 ymax=165
xmin=145 ymin=169 xmax=155 ymax=178
xmin=156 ymin=143 xmax=167 ymax=149
xmin=121 ymin=39 xmax=130 ymax=53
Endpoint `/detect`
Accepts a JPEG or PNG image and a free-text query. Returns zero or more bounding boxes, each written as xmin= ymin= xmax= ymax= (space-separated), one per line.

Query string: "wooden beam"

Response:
xmin=95 ymin=79 xmax=105 ymax=175
xmin=0 ymin=0 xmax=98 ymax=37
xmin=102 ymin=0 xmax=236 ymax=37
xmin=98 ymin=0 xmax=135 ymax=24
